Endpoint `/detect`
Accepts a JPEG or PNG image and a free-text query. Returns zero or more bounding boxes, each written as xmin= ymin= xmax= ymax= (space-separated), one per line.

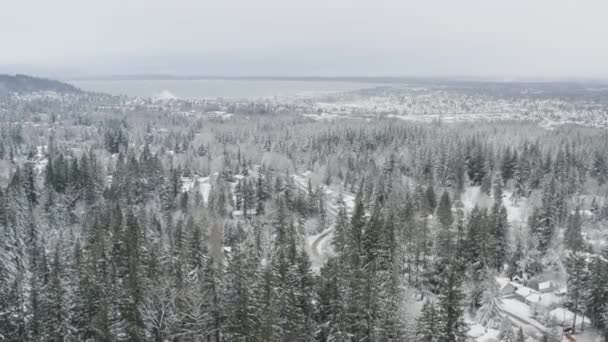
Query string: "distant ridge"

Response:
xmin=0 ymin=74 xmax=81 ymax=94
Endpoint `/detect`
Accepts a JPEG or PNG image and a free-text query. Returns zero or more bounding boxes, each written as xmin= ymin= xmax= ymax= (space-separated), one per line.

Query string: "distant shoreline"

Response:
xmin=71 ymin=75 xmax=420 ymax=83
xmin=67 ymin=75 xmax=608 ymax=84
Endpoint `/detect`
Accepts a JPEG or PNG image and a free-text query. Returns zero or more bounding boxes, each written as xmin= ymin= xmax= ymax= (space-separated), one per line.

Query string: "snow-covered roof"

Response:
xmin=539 ymin=280 xmax=555 ymax=290
xmin=524 ymin=292 xmax=562 ymax=306
xmin=515 ymin=286 xmax=537 ymax=298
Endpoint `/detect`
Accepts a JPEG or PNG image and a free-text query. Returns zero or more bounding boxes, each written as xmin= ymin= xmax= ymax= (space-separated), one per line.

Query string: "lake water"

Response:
xmin=71 ymin=79 xmax=382 ymax=99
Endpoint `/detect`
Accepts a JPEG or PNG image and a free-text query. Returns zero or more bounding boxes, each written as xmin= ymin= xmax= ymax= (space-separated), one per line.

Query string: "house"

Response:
xmin=514 ymin=285 xmax=537 ymax=303
xmin=538 ymin=280 xmax=557 ymax=293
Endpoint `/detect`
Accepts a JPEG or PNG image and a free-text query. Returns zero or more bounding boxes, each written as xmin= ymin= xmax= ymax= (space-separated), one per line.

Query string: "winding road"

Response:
xmin=293 ymin=173 xmax=354 ymax=271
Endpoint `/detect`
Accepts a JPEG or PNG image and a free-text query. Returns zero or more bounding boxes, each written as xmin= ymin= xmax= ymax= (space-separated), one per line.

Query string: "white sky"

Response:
xmin=1 ymin=0 xmax=608 ymax=78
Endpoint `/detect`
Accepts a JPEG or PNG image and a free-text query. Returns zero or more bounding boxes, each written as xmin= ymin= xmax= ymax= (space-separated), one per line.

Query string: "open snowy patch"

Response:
xmin=467 ymin=322 xmax=499 ymax=342
xmin=181 ymin=176 xmax=211 ymax=203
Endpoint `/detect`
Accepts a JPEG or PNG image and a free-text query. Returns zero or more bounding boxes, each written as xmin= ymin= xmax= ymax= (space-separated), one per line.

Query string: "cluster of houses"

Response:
xmin=501 ymin=278 xmax=561 ymax=306
xmin=498 ymin=276 xmax=591 ymax=330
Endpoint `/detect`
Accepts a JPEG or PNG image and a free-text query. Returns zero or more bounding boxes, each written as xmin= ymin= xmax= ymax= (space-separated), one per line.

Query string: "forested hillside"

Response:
xmin=0 ymin=84 xmax=608 ymax=341
xmin=0 ymin=74 xmax=80 ymax=95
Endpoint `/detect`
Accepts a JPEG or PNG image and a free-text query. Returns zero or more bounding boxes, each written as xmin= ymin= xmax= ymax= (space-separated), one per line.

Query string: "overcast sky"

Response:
xmin=1 ymin=0 xmax=608 ymax=79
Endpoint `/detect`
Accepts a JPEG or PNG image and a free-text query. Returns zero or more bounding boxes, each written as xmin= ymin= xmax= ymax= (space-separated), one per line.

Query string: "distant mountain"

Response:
xmin=0 ymin=74 xmax=80 ymax=94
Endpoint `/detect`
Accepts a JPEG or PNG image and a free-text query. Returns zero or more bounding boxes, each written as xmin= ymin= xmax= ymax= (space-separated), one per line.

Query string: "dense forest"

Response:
xmin=1 ymin=79 xmax=608 ymax=341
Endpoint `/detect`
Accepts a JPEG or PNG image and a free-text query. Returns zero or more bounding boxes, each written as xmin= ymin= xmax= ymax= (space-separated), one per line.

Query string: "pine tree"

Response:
xmin=476 ymin=274 xmax=503 ymax=330
xmin=564 ymin=209 xmax=584 ymax=251
xmin=507 ymin=235 xmax=524 ymax=280
xmin=306 ymin=178 xmax=316 ymax=215
xmin=436 ymin=268 xmax=468 ymax=342
xmin=255 ymin=168 xmax=266 ymax=216
xmin=465 ymin=206 xmax=492 ymax=272
xmin=592 ymin=151 xmax=608 ymax=185
xmin=45 ymin=245 xmax=69 ymax=341
xmin=23 ymin=153 xmax=38 ymax=206
xmin=317 ymin=258 xmax=349 ymax=342
xmin=256 ymin=263 xmax=278 ymax=341
xmin=585 ymin=250 xmax=608 ymax=337
xmin=425 ymin=185 xmax=437 ymax=215
xmin=318 ymin=190 xmax=327 ymax=233
xmin=347 ymin=196 xmax=367 ymax=341
xmin=491 ymin=203 xmax=509 ymax=271
xmin=223 ymin=243 xmax=259 ymax=341
xmin=564 ymin=251 xmax=589 ymax=334
xmin=436 ymin=190 xmax=453 ymax=228
xmin=529 ymin=176 xmax=560 ymax=254
xmin=416 ymin=300 xmax=439 ymax=342
xmin=481 ymin=151 xmax=495 ymax=194
xmin=493 ymin=172 xmax=504 ymax=203
xmin=122 ymin=211 xmax=144 ymax=341
xmin=513 ymin=156 xmax=530 ymax=200
xmin=332 ymin=194 xmax=350 ymax=263
xmin=500 ymin=148 xmax=517 ymax=183
xmin=201 ymin=256 xmax=223 ymax=342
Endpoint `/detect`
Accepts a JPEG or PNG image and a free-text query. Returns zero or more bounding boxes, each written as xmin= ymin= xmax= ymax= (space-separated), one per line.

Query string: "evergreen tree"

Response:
xmin=564 ymin=209 xmax=584 ymax=251
xmin=436 ymin=268 xmax=468 ymax=342
xmin=585 ymin=250 xmax=608 ymax=338
xmin=498 ymin=317 xmax=515 ymax=342
xmin=476 ymin=274 xmax=503 ymax=329
xmin=592 ymin=151 xmax=608 ymax=185
xmin=317 ymin=258 xmax=347 ymax=342
xmin=424 ymin=185 xmax=437 ymax=215
xmin=436 ymin=190 xmax=453 ymax=228
xmin=122 ymin=211 xmax=144 ymax=341
xmin=491 ymin=203 xmax=509 ymax=271
xmin=564 ymin=251 xmax=589 ymax=334
xmin=45 ymin=245 xmax=69 ymax=341
xmin=223 ymin=243 xmax=259 ymax=341
xmin=500 ymin=148 xmax=517 ymax=183
xmin=318 ymin=190 xmax=327 ymax=232
xmin=416 ymin=300 xmax=439 ymax=342
xmin=516 ymin=327 xmax=525 ymax=342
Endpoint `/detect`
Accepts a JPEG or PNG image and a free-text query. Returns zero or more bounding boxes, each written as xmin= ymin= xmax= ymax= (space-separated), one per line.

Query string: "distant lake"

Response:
xmin=71 ymin=79 xmax=383 ymax=99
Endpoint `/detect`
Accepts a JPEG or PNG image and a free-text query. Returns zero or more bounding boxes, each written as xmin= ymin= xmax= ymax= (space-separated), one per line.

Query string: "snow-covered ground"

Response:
xmin=181 ymin=176 xmax=211 ymax=202
xmin=467 ymin=321 xmax=500 ymax=342
xmin=461 ymin=186 xmax=530 ymax=226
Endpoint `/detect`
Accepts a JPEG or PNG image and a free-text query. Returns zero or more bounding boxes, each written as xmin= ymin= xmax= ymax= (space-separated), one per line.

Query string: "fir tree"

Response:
xmin=416 ymin=300 xmax=439 ymax=342
xmin=516 ymin=327 xmax=525 ymax=342
xmin=476 ymin=274 xmax=503 ymax=330
xmin=436 ymin=190 xmax=453 ymax=228
xmin=436 ymin=267 xmax=468 ymax=342
xmin=564 ymin=209 xmax=584 ymax=251
xmin=491 ymin=203 xmax=509 ymax=271
xmin=498 ymin=317 xmax=515 ymax=342
xmin=564 ymin=251 xmax=589 ymax=334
